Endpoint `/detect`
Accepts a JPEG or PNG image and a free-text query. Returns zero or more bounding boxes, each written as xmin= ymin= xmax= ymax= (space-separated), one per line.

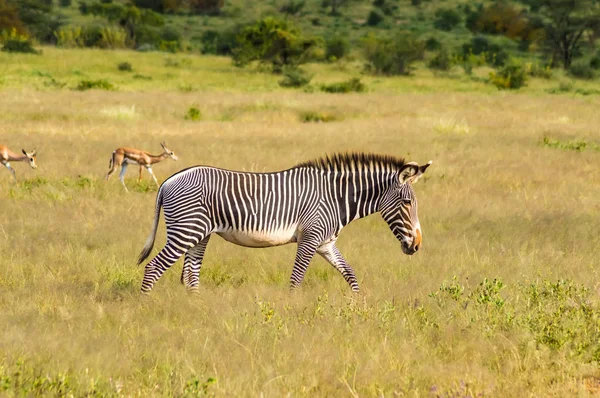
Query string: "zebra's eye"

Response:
xmin=402 ymin=199 xmax=412 ymax=205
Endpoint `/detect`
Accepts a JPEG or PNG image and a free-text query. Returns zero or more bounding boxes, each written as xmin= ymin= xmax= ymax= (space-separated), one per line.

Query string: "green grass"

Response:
xmin=0 ymin=48 xmax=599 ymax=396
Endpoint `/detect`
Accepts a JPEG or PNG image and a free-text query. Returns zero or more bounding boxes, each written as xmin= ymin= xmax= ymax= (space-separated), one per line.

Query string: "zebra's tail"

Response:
xmin=137 ymin=186 xmax=164 ymax=265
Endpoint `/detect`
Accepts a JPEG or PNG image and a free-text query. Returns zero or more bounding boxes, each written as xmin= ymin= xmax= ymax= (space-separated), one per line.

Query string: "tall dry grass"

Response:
xmin=0 ymin=49 xmax=599 ymax=396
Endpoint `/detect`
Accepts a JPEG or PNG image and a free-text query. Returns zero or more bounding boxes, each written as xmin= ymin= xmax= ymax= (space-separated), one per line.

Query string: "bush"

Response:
xmin=75 ymin=79 xmax=115 ymax=90
xmin=590 ymin=56 xmax=600 ymax=70
xmin=1 ymin=32 xmax=40 ymax=54
xmin=366 ymin=9 xmax=384 ymax=26
xmin=527 ymin=62 xmax=552 ymax=79
xmin=434 ymin=8 xmax=461 ymax=31
xmin=233 ymin=17 xmax=319 ymax=71
xmin=299 ymin=111 xmax=339 ymax=122
xmin=78 ymin=1 xmax=89 ymax=13
xmin=118 ymin=61 xmax=132 ymax=71
xmin=55 ymin=26 xmax=84 ymax=47
xmin=325 ymin=36 xmax=349 ymax=61
xmin=184 ymin=106 xmax=202 ymax=121
xmin=569 ymin=62 xmax=595 ymax=80
xmin=279 ymin=0 xmax=305 ymax=15
xmin=489 ymin=59 xmax=527 ymax=90
xmin=200 ymin=28 xmax=238 ymax=55
xmin=320 ymin=77 xmax=366 ymax=93
xmin=425 ymin=37 xmax=441 ymax=51
xmin=278 ymin=67 xmax=312 ymax=88
xmin=428 ymin=48 xmax=452 ymax=71
xmin=97 ymin=26 xmax=127 ymax=48
xmin=362 ymin=33 xmax=424 ymax=75
xmin=188 ymin=0 xmax=224 ymax=15
xmin=462 ymin=36 xmax=508 ymax=67
xmin=59 ymin=0 xmax=72 ymax=7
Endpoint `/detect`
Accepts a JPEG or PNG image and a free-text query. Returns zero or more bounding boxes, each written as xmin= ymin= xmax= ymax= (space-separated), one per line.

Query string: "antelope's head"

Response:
xmin=379 ymin=160 xmax=432 ymax=255
xmin=22 ymin=149 xmax=37 ymax=169
xmin=160 ymin=142 xmax=178 ymax=161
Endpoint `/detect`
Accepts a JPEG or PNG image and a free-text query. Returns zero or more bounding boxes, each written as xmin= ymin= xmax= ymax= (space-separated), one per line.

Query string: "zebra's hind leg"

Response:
xmin=317 ymin=242 xmax=359 ymax=292
xmin=289 ymin=237 xmax=321 ymax=290
xmin=140 ymin=242 xmax=186 ymax=293
xmin=181 ymin=236 xmax=211 ymax=291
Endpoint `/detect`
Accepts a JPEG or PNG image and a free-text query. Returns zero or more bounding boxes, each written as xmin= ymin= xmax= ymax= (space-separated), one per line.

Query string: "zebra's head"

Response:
xmin=380 ymin=160 xmax=432 ymax=255
xmin=160 ymin=142 xmax=179 ymax=161
xmin=22 ymin=149 xmax=37 ymax=169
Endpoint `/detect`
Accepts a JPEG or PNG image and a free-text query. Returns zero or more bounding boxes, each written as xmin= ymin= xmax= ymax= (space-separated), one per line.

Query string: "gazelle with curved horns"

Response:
xmin=105 ymin=142 xmax=178 ymax=192
xmin=0 ymin=145 xmax=37 ymax=181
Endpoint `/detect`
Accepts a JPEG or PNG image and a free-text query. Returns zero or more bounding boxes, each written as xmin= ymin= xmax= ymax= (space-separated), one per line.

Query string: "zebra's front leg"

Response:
xmin=317 ymin=242 xmax=359 ymax=292
xmin=141 ymin=242 xmax=186 ymax=293
xmin=181 ymin=236 xmax=211 ymax=290
xmin=289 ymin=237 xmax=321 ymax=290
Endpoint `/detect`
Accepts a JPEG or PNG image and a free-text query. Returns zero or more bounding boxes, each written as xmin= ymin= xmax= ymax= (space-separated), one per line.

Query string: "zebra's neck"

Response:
xmin=323 ymin=168 xmax=396 ymax=227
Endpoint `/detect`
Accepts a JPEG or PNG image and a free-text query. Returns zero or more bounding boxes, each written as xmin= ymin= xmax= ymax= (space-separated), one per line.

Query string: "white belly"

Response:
xmin=217 ymin=225 xmax=298 ymax=248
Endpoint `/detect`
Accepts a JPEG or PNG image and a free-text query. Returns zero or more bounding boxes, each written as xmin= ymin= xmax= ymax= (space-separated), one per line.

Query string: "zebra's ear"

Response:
xmin=400 ymin=161 xmax=432 ymax=184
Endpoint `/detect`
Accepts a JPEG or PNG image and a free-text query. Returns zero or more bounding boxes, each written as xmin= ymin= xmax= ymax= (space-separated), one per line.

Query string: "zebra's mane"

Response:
xmin=295 ymin=152 xmax=406 ymax=172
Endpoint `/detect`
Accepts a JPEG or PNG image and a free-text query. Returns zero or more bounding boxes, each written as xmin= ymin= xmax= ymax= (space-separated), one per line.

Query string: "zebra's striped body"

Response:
xmin=138 ymin=153 xmax=432 ymax=293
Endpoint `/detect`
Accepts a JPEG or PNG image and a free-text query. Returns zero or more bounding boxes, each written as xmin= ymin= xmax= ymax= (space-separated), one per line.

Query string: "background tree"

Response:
xmin=0 ymin=0 xmax=25 ymax=33
xmin=521 ymin=0 xmax=600 ymax=68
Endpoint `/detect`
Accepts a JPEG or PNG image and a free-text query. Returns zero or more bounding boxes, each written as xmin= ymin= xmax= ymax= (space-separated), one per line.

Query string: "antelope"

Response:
xmin=0 ymin=145 xmax=37 ymax=181
xmin=105 ymin=142 xmax=178 ymax=192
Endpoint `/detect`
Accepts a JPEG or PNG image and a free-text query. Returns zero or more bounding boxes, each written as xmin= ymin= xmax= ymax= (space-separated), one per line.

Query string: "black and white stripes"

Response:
xmin=138 ymin=153 xmax=432 ymax=293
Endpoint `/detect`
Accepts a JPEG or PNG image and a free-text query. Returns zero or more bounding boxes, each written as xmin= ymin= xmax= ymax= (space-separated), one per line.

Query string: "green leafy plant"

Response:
xmin=184 ymin=106 xmax=202 ymax=121
xmin=75 ymin=79 xmax=115 ymax=91
xmin=319 ymin=78 xmax=365 ymax=93
xmin=117 ymin=61 xmax=132 ymax=71
xmin=278 ymin=67 xmax=313 ymax=88
xmin=489 ymin=59 xmax=527 ymax=90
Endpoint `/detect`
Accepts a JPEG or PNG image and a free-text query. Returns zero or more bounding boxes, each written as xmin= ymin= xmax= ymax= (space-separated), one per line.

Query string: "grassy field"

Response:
xmin=1 ymin=48 xmax=600 ymax=396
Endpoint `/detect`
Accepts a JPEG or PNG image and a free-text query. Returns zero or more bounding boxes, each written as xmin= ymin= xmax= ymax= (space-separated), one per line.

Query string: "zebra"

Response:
xmin=137 ymin=153 xmax=432 ymax=293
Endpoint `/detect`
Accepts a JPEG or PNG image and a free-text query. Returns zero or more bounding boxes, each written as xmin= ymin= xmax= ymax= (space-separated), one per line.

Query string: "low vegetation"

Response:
xmin=0 ymin=1 xmax=599 ymax=393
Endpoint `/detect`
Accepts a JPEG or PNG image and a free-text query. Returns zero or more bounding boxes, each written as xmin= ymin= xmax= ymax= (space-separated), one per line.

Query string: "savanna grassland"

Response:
xmin=1 ymin=48 xmax=600 ymax=397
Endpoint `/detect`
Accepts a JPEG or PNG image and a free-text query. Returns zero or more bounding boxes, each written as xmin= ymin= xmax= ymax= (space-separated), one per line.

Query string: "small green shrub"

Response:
xmin=320 ymin=78 xmax=365 ymax=93
xmin=428 ymin=48 xmax=452 ymax=71
xmin=489 ymin=59 xmax=527 ymax=90
xmin=325 ymin=36 xmax=349 ymax=61
xmin=569 ymin=62 xmax=595 ymax=80
xmin=185 ymin=106 xmax=202 ymax=121
xmin=362 ymin=33 xmax=425 ymax=75
xmin=60 ymin=0 xmax=72 ymax=7
xmin=366 ymin=9 xmax=385 ymax=26
xmin=117 ymin=61 xmax=132 ymax=71
xmin=278 ymin=67 xmax=312 ymax=88
xmin=75 ymin=79 xmax=115 ymax=91
xmin=299 ymin=111 xmax=339 ymax=123
xmin=590 ymin=56 xmax=600 ymax=70
xmin=542 ymin=136 xmax=599 ymax=152
xmin=200 ymin=27 xmax=238 ymax=55
xmin=55 ymin=26 xmax=84 ymax=48
xmin=434 ymin=8 xmax=461 ymax=31
xmin=546 ymin=80 xmax=574 ymax=94
xmin=1 ymin=33 xmax=40 ymax=54
xmin=133 ymin=73 xmax=152 ymax=80
xmin=527 ymin=62 xmax=552 ymax=79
